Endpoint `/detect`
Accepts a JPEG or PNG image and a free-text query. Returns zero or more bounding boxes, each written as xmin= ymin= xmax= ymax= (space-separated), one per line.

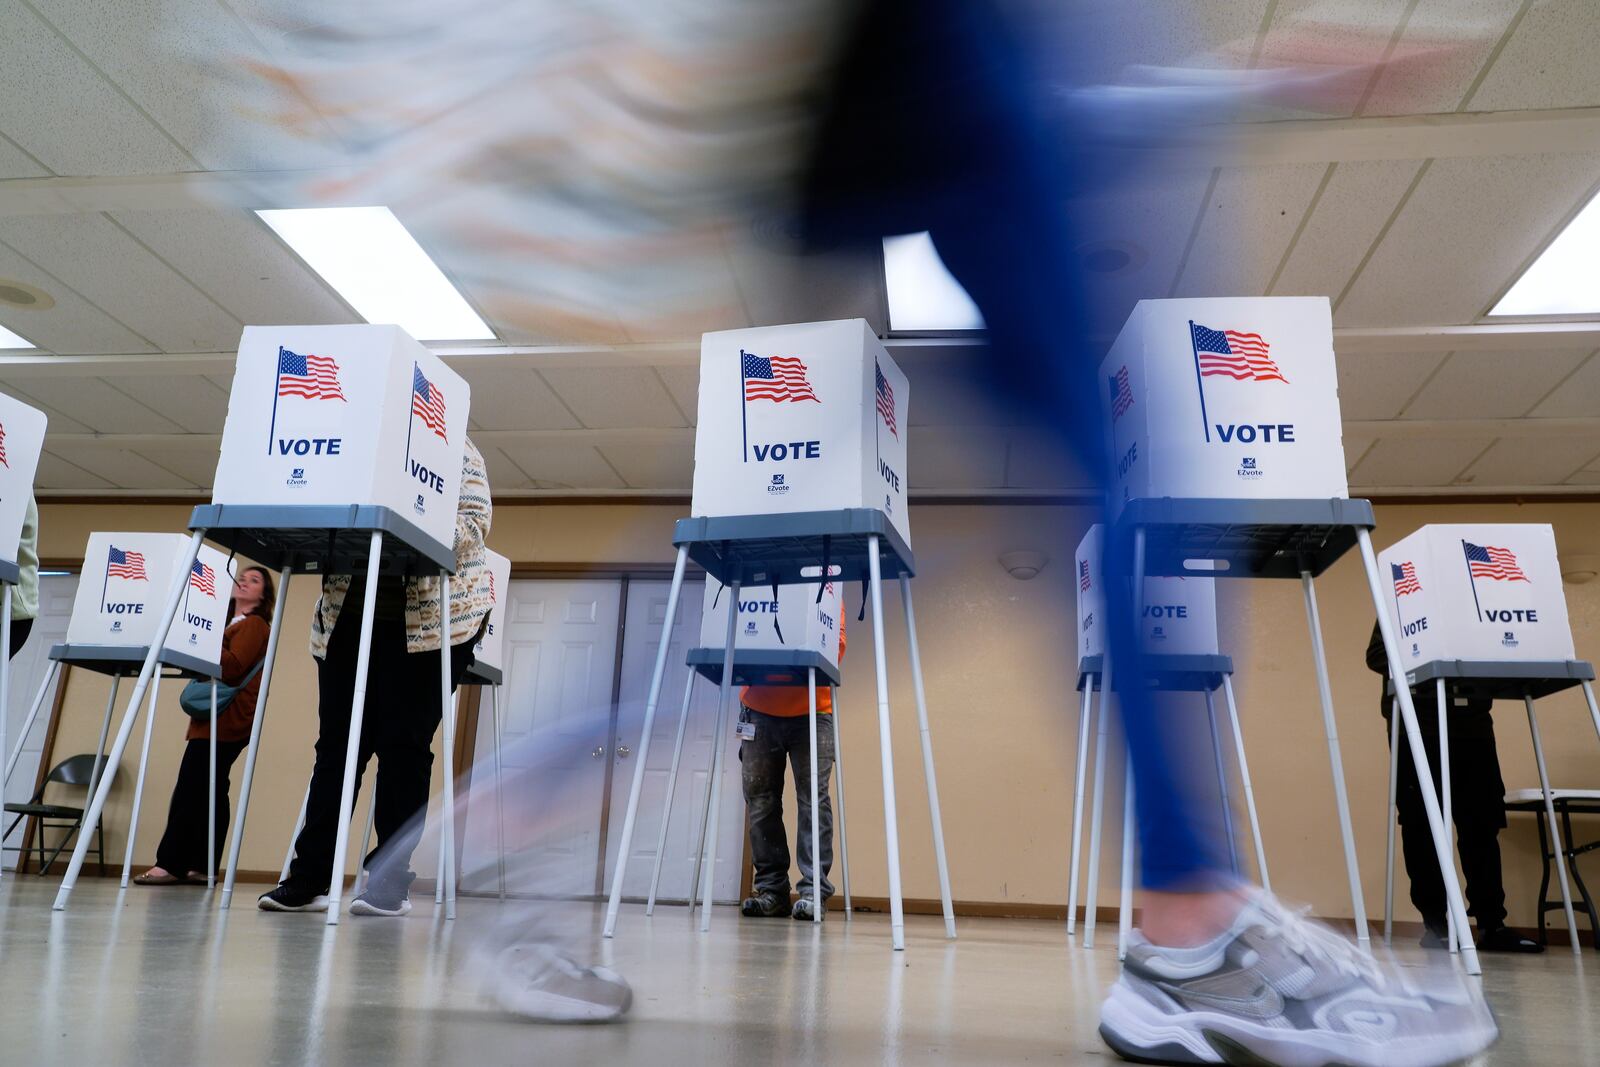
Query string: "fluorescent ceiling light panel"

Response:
xmin=0 ymin=323 xmax=35 ymax=349
xmin=1490 ymin=189 xmax=1600 ymax=317
xmin=257 ymin=206 xmax=495 ymax=341
xmin=883 ymin=232 xmax=986 ymax=332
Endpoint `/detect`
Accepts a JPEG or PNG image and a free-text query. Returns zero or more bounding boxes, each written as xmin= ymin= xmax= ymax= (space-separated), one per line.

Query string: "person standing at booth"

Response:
xmin=135 ymin=566 xmax=274 ymax=885
xmin=739 ymin=615 xmax=845 ymax=922
xmin=260 ymin=438 xmax=492 ymax=917
xmin=1365 ymin=623 xmax=1542 ymax=953
xmin=7 ymin=495 xmax=38 ymax=659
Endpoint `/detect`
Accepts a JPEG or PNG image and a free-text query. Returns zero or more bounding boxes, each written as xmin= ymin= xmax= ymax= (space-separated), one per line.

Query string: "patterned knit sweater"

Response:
xmin=308 ymin=437 xmax=493 ymax=657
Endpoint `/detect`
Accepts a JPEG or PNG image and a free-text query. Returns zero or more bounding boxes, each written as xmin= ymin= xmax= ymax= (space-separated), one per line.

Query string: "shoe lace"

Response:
xmin=1260 ymin=901 xmax=1387 ymax=991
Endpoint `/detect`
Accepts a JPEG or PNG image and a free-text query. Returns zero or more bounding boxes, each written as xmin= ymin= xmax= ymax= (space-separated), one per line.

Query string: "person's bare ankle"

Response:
xmin=1139 ymin=887 xmax=1251 ymax=948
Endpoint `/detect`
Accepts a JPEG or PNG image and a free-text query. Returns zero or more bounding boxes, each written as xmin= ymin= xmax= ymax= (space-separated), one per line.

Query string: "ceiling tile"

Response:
xmin=0 ymin=242 xmax=157 ymax=355
xmin=1337 ymin=152 xmax=1600 ymax=327
xmin=109 ymin=209 xmax=354 ymax=326
xmin=10 ymin=376 xmax=185 ymax=434
xmin=1349 ymin=436 xmax=1492 ymax=488
xmin=0 ymin=132 xmax=49 ymax=180
xmin=0 ymin=384 xmax=94 ymax=434
xmin=1459 ymin=437 xmax=1600 ymax=487
xmin=907 ymin=428 xmax=1008 ymax=491
xmin=0 ymin=214 xmax=243 ymax=352
xmin=1003 ymin=429 xmax=1095 ymax=491
xmin=1272 ymin=159 xmax=1423 ymax=303
xmin=96 ymin=373 xmax=229 ymax=433
xmin=907 ymin=364 xmax=1012 ymax=428
xmin=33 ymin=450 xmax=114 ymax=491
xmin=538 ymin=366 xmax=687 ymax=430
xmin=1172 ymin=164 xmax=1332 ymax=299
xmin=598 ymin=443 xmax=693 ymax=491
xmin=1248 ymin=1 xmax=1412 ymax=119
xmin=45 ymin=444 xmax=197 ymax=489
xmin=655 ymin=366 xmax=699 ymax=426
xmin=454 ymin=368 xmax=581 ymax=431
xmin=1461 ymin=0 xmax=1600 ymax=112
xmin=495 ymin=443 xmax=625 ymax=490
xmin=1565 ymin=468 xmax=1600 ymax=486
xmin=0 ymin=2 xmax=195 ymax=175
xmin=1076 ymin=169 xmax=1212 ymax=335
xmin=480 ymin=446 xmax=533 ymax=491
xmin=724 ymin=241 xmax=885 ymax=335
xmin=1358 ymin=0 xmax=1525 ymax=117
xmin=1335 ymin=350 xmax=1448 ymax=420
xmin=1400 ymin=348 xmax=1589 ymax=419
xmin=1528 ymin=351 xmax=1600 ymax=418
xmin=123 ymin=441 xmax=219 ymax=488
xmin=1342 ymin=437 xmax=1375 ymax=472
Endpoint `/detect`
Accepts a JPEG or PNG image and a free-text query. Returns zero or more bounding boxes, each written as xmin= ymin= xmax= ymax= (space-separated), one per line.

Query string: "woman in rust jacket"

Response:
xmin=135 ymin=566 xmax=274 ymax=885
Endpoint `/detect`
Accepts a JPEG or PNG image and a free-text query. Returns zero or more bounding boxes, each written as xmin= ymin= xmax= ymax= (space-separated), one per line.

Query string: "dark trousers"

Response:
xmin=7 ymin=617 xmax=33 ymax=659
xmin=153 ymin=737 xmax=247 ymax=876
xmin=286 ymin=611 xmax=473 ymax=894
xmin=739 ymin=707 xmax=834 ymax=901
xmin=1389 ymin=706 xmax=1509 ymax=932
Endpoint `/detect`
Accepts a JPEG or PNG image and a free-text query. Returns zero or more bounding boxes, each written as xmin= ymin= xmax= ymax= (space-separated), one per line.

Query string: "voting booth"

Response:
xmin=65 ymin=533 xmax=232 ymax=669
xmin=1092 ymin=295 xmax=1488 ymax=971
xmin=1375 ymin=524 xmax=1598 ymax=954
xmin=53 ymin=324 xmax=475 ymax=924
xmin=607 ymin=317 xmax=951 ymax=951
xmin=470 ymin=549 xmax=512 ymax=685
xmin=0 ymin=392 xmax=47 ymax=880
xmin=1068 ymin=525 xmax=1267 ymax=956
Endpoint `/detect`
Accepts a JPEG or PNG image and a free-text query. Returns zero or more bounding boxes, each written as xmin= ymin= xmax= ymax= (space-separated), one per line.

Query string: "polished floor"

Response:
xmin=0 ymin=876 xmax=1595 ymax=1065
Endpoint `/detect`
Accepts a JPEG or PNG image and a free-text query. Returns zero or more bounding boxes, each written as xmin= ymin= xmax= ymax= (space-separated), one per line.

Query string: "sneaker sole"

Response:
xmin=258 ymin=894 xmax=330 ymax=913
xmin=491 ymin=971 xmax=634 ymax=1024
xmin=1099 ymin=980 xmax=1496 ymax=1067
xmin=349 ymin=899 xmax=413 ymax=917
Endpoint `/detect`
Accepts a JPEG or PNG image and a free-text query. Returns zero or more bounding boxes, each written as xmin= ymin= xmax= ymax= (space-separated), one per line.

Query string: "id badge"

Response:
xmin=736 ymin=720 xmax=757 ymax=741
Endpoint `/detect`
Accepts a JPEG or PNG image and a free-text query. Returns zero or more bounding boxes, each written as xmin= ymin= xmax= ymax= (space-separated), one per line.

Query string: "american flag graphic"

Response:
xmin=741 ymin=350 xmax=818 ymax=404
xmin=1391 ymin=561 xmax=1421 ymax=596
xmin=875 ymin=361 xmax=898 ymax=439
xmin=0 ymin=421 xmax=7 ymax=468
xmin=411 ymin=366 xmax=448 ymax=441
xmin=1079 ymin=560 xmax=1092 ymax=592
xmin=1190 ymin=324 xmax=1288 ymax=384
xmin=1463 ymin=541 xmax=1529 ymax=582
xmin=276 ymin=347 xmax=347 ymax=400
xmin=189 ymin=559 xmax=216 ymax=597
xmin=1108 ymin=366 xmax=1134 ymax=422
xmin=107 ymin=546 xmax=148 ymax=581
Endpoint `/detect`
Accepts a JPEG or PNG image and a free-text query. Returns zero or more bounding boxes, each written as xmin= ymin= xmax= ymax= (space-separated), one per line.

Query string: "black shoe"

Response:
xmin=349 ymin=885 xmax=412 ymax=917
xmin=1420 ymin=920 xmax=1449 ymax=949
xmin=792 ymin=897 xmax=824 ymax=922
xmin=740 ymin=891 xmax=791 ymax=918
xmin=1478 ymin=926 xmax=1545 ymax=953
xmin=258 ymin=883 xmax=329 ymax=912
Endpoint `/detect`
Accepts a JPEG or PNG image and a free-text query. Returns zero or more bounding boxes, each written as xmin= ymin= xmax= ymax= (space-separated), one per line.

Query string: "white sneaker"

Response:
xmin=1099 ymin=893 xmax=1497 ymax=1067
xmin=482 ymin=942 xmax=633 ymax=1023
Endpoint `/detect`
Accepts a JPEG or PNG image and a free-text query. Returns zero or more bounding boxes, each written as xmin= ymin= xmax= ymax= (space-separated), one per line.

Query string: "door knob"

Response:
xmin=591 ymin=746 xmax=606 ymax=759
xmin=616 ymin=745 xmax=631 ymax=760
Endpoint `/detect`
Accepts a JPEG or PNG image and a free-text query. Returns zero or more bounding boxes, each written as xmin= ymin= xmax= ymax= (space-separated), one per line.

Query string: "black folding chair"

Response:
xmin=4 ymin=754 xmax=108 ymax=876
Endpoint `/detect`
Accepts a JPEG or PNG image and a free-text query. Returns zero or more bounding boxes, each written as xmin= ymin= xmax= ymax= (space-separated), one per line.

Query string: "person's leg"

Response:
xmin=790 ymin=712 xmax=835 ymax=908
xmin=739 ymin=708 xmax=793 ymax=912
xmin=151 ymin=738 xmax=214 ymax=877
xmin=1449 ymin=719 xmax=1512 ymax=937
xmin=6 ymin=616 xmax=32 ymax=659
xmin=198 ymin=740 xmax=248 ymax=878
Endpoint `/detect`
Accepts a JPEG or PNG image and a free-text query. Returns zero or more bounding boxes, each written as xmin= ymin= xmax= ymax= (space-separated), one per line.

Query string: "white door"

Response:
xmin=603 ymin=579 xmax=746 ymax=905
xmin=459 ymin=579 xmax=621 ymax=897
xmin=4 ymin=574 xmax=77 ymax=868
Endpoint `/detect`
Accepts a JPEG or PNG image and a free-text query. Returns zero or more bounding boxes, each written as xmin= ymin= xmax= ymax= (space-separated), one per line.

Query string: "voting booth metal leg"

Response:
xmin=1383 ymin=698 xmax=1399 ymax=947
xmin=54 ymin=529 xmax=205 ymax=910
xmin=208 ymin=680 xmax=218 ymax=889
xmin=1220 ymin=676 xmax=1269 ymax=893
xmin=867 ymin=537 xmax=906 ymax=951
xmin=85 ymin=677 xmax=119 ymax=838
xmin=222 ymin=566 xmax=292 ymax=908
xmin=1204 ymin=689 xmax=1239 ymax=875
xmin=1118 ymin=756 xmax=1135 ymax=961
xmin=1436 ymin=677 xmax=1457 ymax=954
xmin=1524 ymin=695 xmax=1579 ymax=955
xmin=324 ymin=531 xmax=384 ymax=926
xmin=4 ymin=658 xmax=60 ymax=788
xmin=646 ymin=671 xmax=696 ymax=916
xmin=900 ymin=576 xmax=955 ymax=939
xmin=697 ymin=579 xmax=741 ymax=934
xmin=280 ymin=785 xmax=310 ymax=885
xmin=807 ymin=668 xmax=822 ymax=925
xmin=491 ymin=684 xmax=506 ymax=902
xmin=1356 ymin=530 xmax=1479 ymax=975
xmin=831 ymin=690 xmax=852 ymax=920
xmin=119 ymin=672 xmax=163 ymax=888
xmin=355 ymin=780 xmax=377 ymax=895
xmin=1583 ymin=682 xmax=1600 ymax=750
xmin=438 ymin=575 xmax=459 ymax=921
xmin=1083 ymin=666 xmax=1114 ymax=949
xmin=604 ymin=545 xmax=688 ymax=938
xmin=1299 ymin=571 xmax=1370 ymax=948
xmin=1067 ymin=682 xmax=1094 ymax=936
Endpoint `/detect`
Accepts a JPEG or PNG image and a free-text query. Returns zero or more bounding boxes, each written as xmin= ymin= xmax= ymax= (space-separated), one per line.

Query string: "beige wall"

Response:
xmin=33 ymin=500 xmax=1600 ymax=931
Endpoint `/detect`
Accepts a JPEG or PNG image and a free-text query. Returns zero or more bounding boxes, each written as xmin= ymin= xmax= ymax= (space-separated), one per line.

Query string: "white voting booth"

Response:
xmin=1377 ymin=525 xmax=1599 ymax=954
xmin=52 ymin=324 xmax=472 ymax=925
xmin=1096 ymin=295 xmax=1486 ymax=973
xmin=605 ymin=318 xmax=951 ymax=951
xmin=1070 ymin=526 xmax=1268 ymax=957
xmin=0 ymin=392 xmax=46 ymax=884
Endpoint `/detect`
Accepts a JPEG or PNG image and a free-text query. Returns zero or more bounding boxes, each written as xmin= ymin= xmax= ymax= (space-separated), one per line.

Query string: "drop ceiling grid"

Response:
xmin=0 ymin=237 xmax=159 ymax=355
xmin=1401 ymin=347 xmax=1591 ymax=419
xmin=1270 ymin=159 xmax=1425 ymax=306
xmin=47 ymin=443 xmax=197 ymax=490
xmin=1459 ymin=436 xmax=1600 ymax=486
xmin=1172 ymin=164 xmax=1333 ymax=299
xmin=455 ymin=368 xmax=583 ymax=432
xmin=96 ymin=372 xmax=231 ymax=433
xmin=1355 ymin=0 xmax=1528 ymax=118
xmin=1336 ymin=152 xmax=1600 ymax=327
xmin=596 ymin=443 xmax=693 ymax=492
xmin=33 ymin=450 xmax=114 ymax=491
xmin=12 ymin=375 xmax=187 ymax=435
xmin=1335 ymin=349 xmax=1449 ymax=421
xmin=1529 ymin=350 xmax=1600 ymax=417
xmin=0 ymin=132 xmax=51 ymax=180
xmin=1349 ymin=435 xmax=1495 ymax=486
xmin=1466 ymin=0 xmax=1600 ymax=110
xmin=0 ymin=213 xmax=243 ymax=352
xmin=0 ymin=383 xmax=95 ymax=435
xmin=494 ymin=442 xmax=626 ymax=490
xmin=538 ymin=366 xmax=689 ymax=431
xmin=0 ymin=0 xmax=197 ymax=176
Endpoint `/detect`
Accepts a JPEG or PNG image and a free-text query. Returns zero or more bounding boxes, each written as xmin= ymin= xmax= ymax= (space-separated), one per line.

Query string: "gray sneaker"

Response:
xmin=792 ymin=896 xmax=824 ymax=922
xmin=1098 ymin=893 xmax=1497 ymax=1067
xmin=483 ymin=942 xmax=632 ymax=1023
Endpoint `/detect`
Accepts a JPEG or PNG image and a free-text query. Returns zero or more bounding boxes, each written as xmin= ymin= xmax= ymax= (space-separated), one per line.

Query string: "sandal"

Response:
xmin=133 ymin=868 xmax=182 ymax=886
